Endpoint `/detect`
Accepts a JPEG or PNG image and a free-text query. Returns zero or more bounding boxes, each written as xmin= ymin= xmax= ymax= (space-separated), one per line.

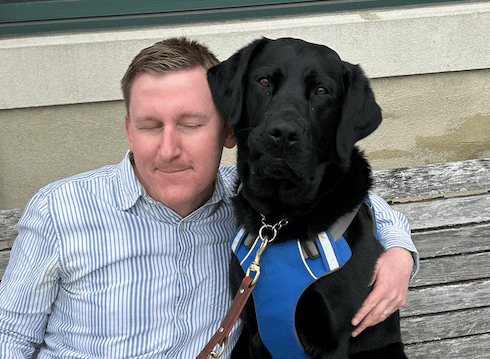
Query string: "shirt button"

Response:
xmin=181 ymin=267 xmax=188 ymax=275
xmin=178 ymin=313 xmax=186 ymax=321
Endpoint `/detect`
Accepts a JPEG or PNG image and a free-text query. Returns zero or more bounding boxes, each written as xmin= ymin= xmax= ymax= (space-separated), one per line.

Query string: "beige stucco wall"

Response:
xmin=0 ymin=102 xmax=128 ymax=209
xmin=2 ymin=68 xmax=489 ymax=209
xmin=361 ymin=69 xmax=490 ymax=169
xmin=1 ymin=2 xmax=489 ymax=209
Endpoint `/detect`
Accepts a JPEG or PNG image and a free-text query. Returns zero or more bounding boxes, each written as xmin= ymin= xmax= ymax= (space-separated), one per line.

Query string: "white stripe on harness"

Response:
xmin=318 ymin=231 xmax=340 ymax=270
xmin=231 ymin=226 xmax=246 ymax=252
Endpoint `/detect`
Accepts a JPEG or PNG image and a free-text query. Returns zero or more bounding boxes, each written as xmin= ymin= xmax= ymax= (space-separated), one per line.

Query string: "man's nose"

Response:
xmin=158 ymin=127 xmax=182 ymax=161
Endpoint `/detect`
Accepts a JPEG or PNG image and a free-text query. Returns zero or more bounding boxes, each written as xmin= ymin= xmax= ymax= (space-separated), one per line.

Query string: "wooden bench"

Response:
xmin=373 ymin=159 xmax=490 ymax=358
xmin=1 ymin=159 xmax=489 ymax=358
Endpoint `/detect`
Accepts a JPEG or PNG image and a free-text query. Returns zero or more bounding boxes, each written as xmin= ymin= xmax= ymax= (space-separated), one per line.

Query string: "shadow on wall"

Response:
xmin=416 ymin=113 xmax=490 ymax=162
xmin=367 ymin=113 xmax=490 ymax=168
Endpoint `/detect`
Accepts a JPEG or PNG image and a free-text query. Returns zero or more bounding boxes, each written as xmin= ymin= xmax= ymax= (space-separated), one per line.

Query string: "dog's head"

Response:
xmin=208 ymin=37 xmax=381 ymax=215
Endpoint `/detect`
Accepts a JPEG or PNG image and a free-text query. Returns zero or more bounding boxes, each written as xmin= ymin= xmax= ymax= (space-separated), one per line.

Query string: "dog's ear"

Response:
xmin=336 ymin=63 xmax=382 ymax=162
xmin=207 ymin=37 xmax=270 ymax=127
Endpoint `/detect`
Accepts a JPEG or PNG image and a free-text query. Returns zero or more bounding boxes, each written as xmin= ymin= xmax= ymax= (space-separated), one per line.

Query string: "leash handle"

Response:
xmin=196 ymin=275 xmax=254 ymax=359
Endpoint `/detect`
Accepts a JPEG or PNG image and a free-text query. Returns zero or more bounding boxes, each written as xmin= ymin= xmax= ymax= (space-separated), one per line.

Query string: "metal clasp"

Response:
xmin=245 ymin=237 xmax=269 ymax=286
xmin=208 ymin=336 xmax=228 ymax=358
xmin=245 ymin=215 xmax=288 ymax=287
xmin=258 ymin=214 xmax=289 ymax=243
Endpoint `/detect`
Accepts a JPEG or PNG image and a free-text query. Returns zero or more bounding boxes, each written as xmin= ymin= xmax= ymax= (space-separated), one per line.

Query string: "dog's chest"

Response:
xmin=231 ymin=226 xmax=352 ymax=358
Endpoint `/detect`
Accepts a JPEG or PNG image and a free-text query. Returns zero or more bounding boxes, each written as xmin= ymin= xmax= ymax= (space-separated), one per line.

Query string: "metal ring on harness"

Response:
xmin=259 ymin=215 xmax=289 ymax=243
xmin=259 ymin=224 xmax=277 ymax=243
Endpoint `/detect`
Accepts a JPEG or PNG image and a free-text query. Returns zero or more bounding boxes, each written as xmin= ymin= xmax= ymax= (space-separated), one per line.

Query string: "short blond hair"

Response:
xmin=121 ymin=37 xmax=219 ymax=114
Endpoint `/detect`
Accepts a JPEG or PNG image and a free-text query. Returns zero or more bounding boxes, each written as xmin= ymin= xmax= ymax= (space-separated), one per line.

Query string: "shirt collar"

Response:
xmin=115 ymin=150 xmax=145 ymax=211
xmin=115 ymin=150 xmax=234 ymax=211
xmin=210 ymin=166 xmax=234 ymax=206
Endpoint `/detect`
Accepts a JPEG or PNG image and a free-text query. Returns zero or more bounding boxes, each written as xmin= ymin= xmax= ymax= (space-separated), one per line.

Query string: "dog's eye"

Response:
xmin=259 ymin=78 xmax=270 ymax=87
xmin=316 ymin=87 xmax=328 ymax=95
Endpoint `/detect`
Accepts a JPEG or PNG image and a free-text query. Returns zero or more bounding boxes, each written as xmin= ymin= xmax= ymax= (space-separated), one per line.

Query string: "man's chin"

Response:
xmin=152 ymin=185 xmax=214 ymax=217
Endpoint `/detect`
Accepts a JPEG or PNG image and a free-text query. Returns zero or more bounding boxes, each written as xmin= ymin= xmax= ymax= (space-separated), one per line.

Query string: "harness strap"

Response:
xmin=329 ymin=203 xmax=362 ymax=241
xmin=300 ymin=203 xmax=362 ymax=259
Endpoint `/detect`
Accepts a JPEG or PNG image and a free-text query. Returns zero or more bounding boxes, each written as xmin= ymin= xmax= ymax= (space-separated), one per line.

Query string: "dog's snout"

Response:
xmin=268 ymin=121 xmax=302 ymax=147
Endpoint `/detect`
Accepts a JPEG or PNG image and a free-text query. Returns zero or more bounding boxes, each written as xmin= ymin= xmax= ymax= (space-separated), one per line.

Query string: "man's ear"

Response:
xmin=207 ymin=37 xmax=270 ymax=128
xmin=124 ymin=114 xmax=134 ymax=151
xmin=223 ymin=125 xmax=236 ymax=149
xmin=336 ymin=63 xmax=382 ymax=162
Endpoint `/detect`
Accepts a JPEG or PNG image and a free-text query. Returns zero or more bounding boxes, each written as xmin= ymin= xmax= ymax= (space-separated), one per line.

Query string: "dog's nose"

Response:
xmin=268 ymin=121 xmax=302 ymax=147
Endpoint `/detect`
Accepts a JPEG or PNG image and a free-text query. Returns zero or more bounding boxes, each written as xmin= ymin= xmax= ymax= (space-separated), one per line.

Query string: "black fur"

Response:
xmin=208 ymin=37 xmax=407 ymax=359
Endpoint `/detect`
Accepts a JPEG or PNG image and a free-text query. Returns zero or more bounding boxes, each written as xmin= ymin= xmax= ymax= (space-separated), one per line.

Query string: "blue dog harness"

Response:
xmin=231 ymin=199 xmax=375 ymax=358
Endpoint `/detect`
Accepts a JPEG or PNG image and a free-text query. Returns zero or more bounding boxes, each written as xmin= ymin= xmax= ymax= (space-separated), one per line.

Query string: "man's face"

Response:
xmin=125 ymin=66 xmax=235 ymax=217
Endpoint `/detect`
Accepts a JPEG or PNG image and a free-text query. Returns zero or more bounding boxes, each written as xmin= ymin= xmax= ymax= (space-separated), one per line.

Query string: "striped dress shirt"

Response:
xmin=0 ymin=151 xmax=417 ymax=358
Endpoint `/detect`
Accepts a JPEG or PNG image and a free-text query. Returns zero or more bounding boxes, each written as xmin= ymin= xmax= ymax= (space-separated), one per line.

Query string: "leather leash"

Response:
xmin=196 ymin=275 xmax=254 ymax=359
xmin=196 ymin=217 xmax=287 ymax=359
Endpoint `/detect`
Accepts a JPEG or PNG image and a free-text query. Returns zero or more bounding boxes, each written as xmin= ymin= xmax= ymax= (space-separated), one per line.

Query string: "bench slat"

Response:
xmin=0 ymin=208 xmax=23 ymax=246
xmin=410 ymin=251 xmax=490 ymax=287
xmin=402 ymin=279 xmax=490 ymax=317
xmin=412 ymin=223 xmax=490 ymax=259
xmin=391 ymin=194 xmax=490 ymax=230
xmin=373 ymin=158 xmax=490 ymax=202
xmin=0 ymin=252 xmax=10 ymax=279
xmin=404 ymin=333 xmax=490 ymax=359
xmin=401 ymin=307 xmax=490 ymax=345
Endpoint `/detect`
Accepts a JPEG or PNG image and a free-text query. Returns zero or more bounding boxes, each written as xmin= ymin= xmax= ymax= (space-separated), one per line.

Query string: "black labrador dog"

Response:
xmin=208 ymin=37 xmax=408 ymax=359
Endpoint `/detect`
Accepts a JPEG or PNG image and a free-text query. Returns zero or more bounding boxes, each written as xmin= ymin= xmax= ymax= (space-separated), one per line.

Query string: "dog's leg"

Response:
xmin=230 ymin=326 xmax=274 ymax=359
xmin=229 ymin=255 xmax=273 ymax=359
xmin=296 ymin=288 xmax=352 ymax=359
xmin=250 ymin=332 xmax=273 ymax=359
xmin=348 ymin=342 xmax=407 ymax=359
xmin=348 ymin=311 xmax=408 ymax=359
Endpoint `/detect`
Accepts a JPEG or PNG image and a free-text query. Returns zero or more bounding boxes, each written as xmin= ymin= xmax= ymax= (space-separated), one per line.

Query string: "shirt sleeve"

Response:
xmin=0 ymin=191 xmax=60 ymax=358
xmin=369 ymin=191 xmax=419 ymax=278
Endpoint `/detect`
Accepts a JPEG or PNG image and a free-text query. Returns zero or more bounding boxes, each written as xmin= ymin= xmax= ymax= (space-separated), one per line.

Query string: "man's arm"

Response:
xmin=369 ymin=191 xmax=418 ymax=276
xmin=0 ymin=192 xmax=59 ymax=358
xmin=351 ymin=191 xmax=418 ymax=337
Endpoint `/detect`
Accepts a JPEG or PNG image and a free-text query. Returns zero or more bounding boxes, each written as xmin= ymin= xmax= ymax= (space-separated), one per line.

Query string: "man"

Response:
xmin=0 ymin=37 xmax=417 ymax=358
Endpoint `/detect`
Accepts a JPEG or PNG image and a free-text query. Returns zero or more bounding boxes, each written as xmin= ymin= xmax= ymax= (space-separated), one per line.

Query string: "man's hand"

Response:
xmin=351 ymin=247 xmax=413 ymax=337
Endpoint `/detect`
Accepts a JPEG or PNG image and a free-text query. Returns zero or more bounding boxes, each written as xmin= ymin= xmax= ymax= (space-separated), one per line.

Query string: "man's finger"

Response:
xmin=351 ymin=299 xmax=393 ymax=337
xmin=351 ymin=292 xmax=378 ymax=327
xmin=351 ymin=306 xmax=369 ymax=328
xmin=351 ymin=282 xmax=391 ymax=334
